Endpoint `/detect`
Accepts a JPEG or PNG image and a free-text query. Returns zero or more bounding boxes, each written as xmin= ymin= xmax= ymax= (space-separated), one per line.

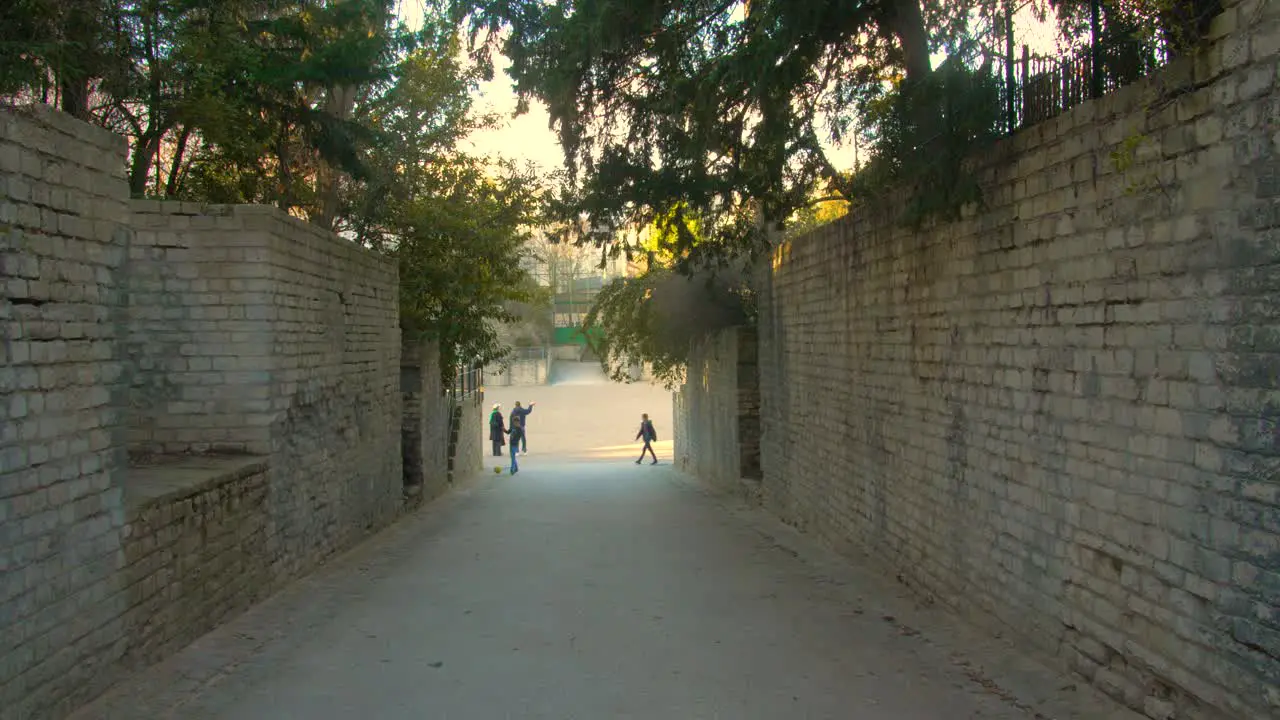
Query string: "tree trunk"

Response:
xmin=881 ymin=0 xmax=941 ymax=205
xmin=884 ymin=0 xmax=932 ymax=82
xmin=130 ymin=132 xmax=160 ymax=197
xmin=165 ymin=127 xmax=192 ymax=197
xmin=886 ymin=0 xmax=938 ymax=146
xmin=314 ymin=83 xmax=358 ymax=231
xmin=59 ymin=78 xmax=91 ymax=120
xmin=58 ymin=0 xmax=97 ymax=120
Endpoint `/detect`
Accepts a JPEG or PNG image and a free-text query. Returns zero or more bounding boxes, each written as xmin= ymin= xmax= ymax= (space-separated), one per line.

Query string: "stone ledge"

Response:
xmin=124 ymin=454 xmax=270 ymax=512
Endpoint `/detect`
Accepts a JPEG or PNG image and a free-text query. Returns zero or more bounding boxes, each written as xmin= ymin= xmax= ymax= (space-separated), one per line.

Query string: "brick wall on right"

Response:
xmin=677 ymin=327 xmax=761 ymax=498
xmin=758 ymin=3 xmax=1280 ymax=719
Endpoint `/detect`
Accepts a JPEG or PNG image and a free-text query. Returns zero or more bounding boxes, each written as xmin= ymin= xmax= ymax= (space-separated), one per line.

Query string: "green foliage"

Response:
xmin=2 ymin=0 xmax=544 ymax=376
xmin=452 ymin=0 xmax=950 ymax=266
xmin=1110 ymin=132 xmax=1145 ymax=173
xmin=1047 ymin=0 xmax=1221 ymax=59
xmin=784 ymin=189 xmax=850 ymax=239
xmin=850 ymin=57 xmax=1004 ymax=226
xmin=1 ymin=0 xmax=415 ymax=202
xmin=0 ymin=0 xmax=114 ymax=117
xmin=640 ymin=203 xmax=706 ymax=268
xmin=395 ymin=156 xmax=546 ymax=375
xmin=583 ymin=190 xmax=764 ymax=385
xmin=449 ymin=0 xmax=1215 ymax=265
xmin=583 ymin=266 xmax=754 ymax=389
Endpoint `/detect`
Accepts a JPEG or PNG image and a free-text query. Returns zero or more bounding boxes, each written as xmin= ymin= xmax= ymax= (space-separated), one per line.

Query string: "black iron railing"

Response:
xmin=993 ymin=38 xmax=1169 ymax=133
xmin=451 ymin=362 xmax=483 ymax=400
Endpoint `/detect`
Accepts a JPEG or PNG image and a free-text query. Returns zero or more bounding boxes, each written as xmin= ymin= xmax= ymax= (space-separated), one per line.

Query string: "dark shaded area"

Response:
xmin=646 ymin=266 xmax=754 ymax=350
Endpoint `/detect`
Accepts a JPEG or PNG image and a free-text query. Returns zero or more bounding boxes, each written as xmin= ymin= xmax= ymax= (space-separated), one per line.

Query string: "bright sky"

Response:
xmin=461 ymin=50 xmax=564 ymax=171
xmin=397 ymin=1 xmax=1060 ymax=175
xmin=397 ymin=0 xmax=562 ymax=173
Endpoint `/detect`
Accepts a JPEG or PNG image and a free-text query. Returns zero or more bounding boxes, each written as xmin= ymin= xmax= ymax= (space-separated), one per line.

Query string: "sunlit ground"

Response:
xmin=478 ymin=362 xmax=675 ymax=467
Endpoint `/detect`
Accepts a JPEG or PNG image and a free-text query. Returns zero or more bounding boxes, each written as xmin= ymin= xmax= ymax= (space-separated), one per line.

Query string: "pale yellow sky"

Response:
xmin=397 ymin=0 xmax=563 ymax=172
xmin=464 ymin=52 xmax=565 ymax=171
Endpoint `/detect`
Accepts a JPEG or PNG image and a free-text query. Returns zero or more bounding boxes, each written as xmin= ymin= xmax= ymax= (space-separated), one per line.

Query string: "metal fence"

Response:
xmin=993 ymin=40 xmax=1169 ymax=133
xmin=976 ymin=1 xmax=1214 ymax=135
xmin=451 ymin=362 xmax=483 ymax=401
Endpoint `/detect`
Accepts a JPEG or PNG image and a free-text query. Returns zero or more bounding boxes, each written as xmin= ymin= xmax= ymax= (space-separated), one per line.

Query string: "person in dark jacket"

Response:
xmin=635 ymin=413 xmax=658 ymax=465
xmin=488 ymin=404 xmax=506 ymax=457
xmin=507 ymin=418 xmax=524 ymax=475
xmin=509 ymin=401 xmax=535 ymax=455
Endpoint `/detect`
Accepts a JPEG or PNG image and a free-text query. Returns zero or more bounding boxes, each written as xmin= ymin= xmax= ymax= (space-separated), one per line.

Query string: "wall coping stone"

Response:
xmin=123 ymin=455 xmax=271 ymax=512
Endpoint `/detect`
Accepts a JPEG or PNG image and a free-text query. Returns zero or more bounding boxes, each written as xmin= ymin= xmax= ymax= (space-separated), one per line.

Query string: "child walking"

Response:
xmin=635 ymin=413 xmax=658 ymax=465
xmin=508 ymin=420 xmax=524 ymax=475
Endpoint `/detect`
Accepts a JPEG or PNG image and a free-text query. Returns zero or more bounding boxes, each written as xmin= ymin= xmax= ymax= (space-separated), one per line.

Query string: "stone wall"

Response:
xmin=259 ymin=208 xmax=402 ymax=579
xmin=675 ymin=327 xmax=761 ymax=500
xmin=121 ymin=456 xmax=272 ymax=668
xmin=128 ymin=202 xmax=404 ymax=581
xmin=0 ymin=106 xmax=406 ymax=720
xmin=551 ymin=344 xmax=583 ymax=361
xmin=402 ymin=337 xmax=450 ymax=505
xmin=757 ymin=5 xmax=1280 ymax=719
xmin=0 ymin=106 xmax=132 ymax=720
xmin=485 ymin=352 xmax=550 ymax=386
xmin=125 ymin=204 xmax=276 ymax=455
xmin=451 ymin=391 xmax=484 ymax=483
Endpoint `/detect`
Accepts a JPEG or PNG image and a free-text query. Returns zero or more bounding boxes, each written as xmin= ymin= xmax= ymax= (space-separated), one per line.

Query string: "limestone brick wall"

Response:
xmin=126 ymin=203 xmax=402 ymax=579
xmin=676 ymin=327 xmax=761 ymax=500
xmin=120 ymin=456 xmax=272 ymax=668
xmin=758 ymin=5 xmax=1280 ymax=719
xmin=0 ymin=106 xmax=131 ymax=720
xmin=258 ymin=209 xmax=402 ymax=580
xmin=125 ymin=203 xmax=275 ymax=455
xmin=402 ymin=337 xmax=451 ymax=505
xmin=2 ymin=106 xmax=405 ymax=720
xmin=451 ymin=392 xmax=484 ymax=483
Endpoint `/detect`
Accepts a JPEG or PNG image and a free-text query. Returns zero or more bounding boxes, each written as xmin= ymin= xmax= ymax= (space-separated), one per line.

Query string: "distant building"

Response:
xmin=521 ymin=223 xmax=632 ymax=346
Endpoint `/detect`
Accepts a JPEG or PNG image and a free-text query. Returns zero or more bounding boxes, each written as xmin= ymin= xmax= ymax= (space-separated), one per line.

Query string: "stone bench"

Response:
xmin=121 ymin=455 xmax=273 ymax=669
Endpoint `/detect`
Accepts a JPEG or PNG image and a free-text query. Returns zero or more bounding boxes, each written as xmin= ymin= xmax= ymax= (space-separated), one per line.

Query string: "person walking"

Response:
xmin=488 ymin=404 xmax=506 ymax=457
xmin=635 ymin=413 xmax=659 ymax=465
xmin=509 ymin=401 xmax=535 ymax=455
xmin=507 ymin=418 xmax=525 ymax=475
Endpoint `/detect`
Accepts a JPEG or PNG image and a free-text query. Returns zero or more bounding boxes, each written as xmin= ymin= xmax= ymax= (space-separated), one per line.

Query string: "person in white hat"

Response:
xmin=488 ymin=403 xmax=506 ymax=457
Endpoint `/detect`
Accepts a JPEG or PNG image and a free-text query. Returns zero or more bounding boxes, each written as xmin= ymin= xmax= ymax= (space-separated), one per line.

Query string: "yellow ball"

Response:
xmin=493 ymin=466 xmax=502 ymax=474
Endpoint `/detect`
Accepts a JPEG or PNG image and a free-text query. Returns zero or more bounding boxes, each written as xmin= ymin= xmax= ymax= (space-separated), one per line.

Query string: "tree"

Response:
xmin=785 ymin=187 xmax=850 ymax=239
xmin=2 ymin=0 xmax=407 ymax=202
xmin=448 ymin=0 xmax=995 ymax=265
xmin=174 ymin=0 xmax=410 ymax=214
xmin=0 ymin=0 xmax=122 ymax=119
xmin=395 ymin=155 xmax=547 ymax=376
xmin=451 ymin=0 xmax=1224 ymax=265
xmin=582 ymin=202 xmax=754 ymax=386
xmin=583 ymin=265 xmax=753 ymax=388
xmin=1046 ymin=0 xmax=1222 ymax=59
